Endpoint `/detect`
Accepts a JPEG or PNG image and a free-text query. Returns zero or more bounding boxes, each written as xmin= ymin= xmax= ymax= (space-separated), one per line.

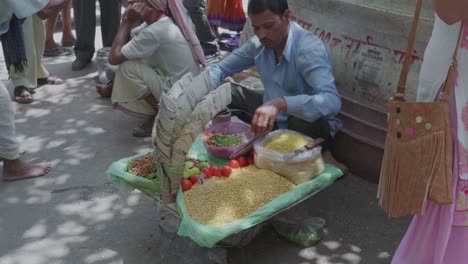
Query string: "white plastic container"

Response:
xmin=254 ymin=130 xmax=325 ymax=185
xmin=96 ymin=47 xmax=117 ymax=84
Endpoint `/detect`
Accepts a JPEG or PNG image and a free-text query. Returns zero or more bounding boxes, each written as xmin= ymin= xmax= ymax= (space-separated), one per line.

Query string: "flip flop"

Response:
xmin=43 ymin=43 xmax=72 ymax=57
xmin=61 ymin=39 xmax=76 ymax=47
xmin=132 ymin=118 xmax=155 ymax=138
xmin=14 ymin=86 xmax=33 ymax=104
xmin=37 ymin=75 xmax=64 ymax=86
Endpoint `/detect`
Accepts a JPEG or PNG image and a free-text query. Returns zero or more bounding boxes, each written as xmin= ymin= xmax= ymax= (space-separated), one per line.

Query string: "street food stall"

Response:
xmin=107 ymin=71 xmax=344 ymax=251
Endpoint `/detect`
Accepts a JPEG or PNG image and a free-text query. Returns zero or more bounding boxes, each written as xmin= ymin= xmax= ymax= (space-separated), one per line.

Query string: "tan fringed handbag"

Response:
xmin=377 ymin=0 xmax=464 ymax=218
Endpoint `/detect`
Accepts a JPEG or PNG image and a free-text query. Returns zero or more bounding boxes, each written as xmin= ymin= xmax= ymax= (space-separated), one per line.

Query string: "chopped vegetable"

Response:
xmin=206 ymin=133 xmax=244 ymax=147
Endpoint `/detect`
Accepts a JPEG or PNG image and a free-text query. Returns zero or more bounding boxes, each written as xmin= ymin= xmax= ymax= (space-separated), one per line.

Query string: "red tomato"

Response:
xmin=221 ymin=166 xmax=232 ymax=177
xmin=228 ymin=159 xmax=240 ymax=169
xmin=190 ymin=175 xmax=199 ymax=184
xmin=237 ymin=156 xmax=248 ymax=167
xmin=210 ymin=166 xmax=221 ymax=177
xmin=201 ymin=168 xmax=212 ymax=179
xmin=247 ymin=156 xmax=254 ymax=166
xmin=249 ymin=149 xmax=255 ymax=157
xmin=181 ymin=179 xmax=193 ymax=192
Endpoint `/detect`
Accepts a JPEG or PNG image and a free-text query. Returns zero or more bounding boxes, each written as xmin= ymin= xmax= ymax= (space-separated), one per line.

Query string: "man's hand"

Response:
xmin=37 ymin=0 xmax=68 ymax=20
xmin=125 ymin=2 xmax=147 ymax=22
xmin=251 ymin=97 xmax=287 ymax=135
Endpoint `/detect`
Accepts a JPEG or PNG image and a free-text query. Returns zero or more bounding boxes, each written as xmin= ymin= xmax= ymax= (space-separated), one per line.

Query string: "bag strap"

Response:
xmin=439 ymin=24 xmax=464 ymax=102
xmin=394 ymin=0 xmax=463 ymax=101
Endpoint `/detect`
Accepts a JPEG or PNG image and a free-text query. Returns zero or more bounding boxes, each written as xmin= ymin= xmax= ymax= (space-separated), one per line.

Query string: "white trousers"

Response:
xmin=10 ymin=15 xmax=49 ymax=89
xmin=0 ymin=82 xmax=19 ymax=160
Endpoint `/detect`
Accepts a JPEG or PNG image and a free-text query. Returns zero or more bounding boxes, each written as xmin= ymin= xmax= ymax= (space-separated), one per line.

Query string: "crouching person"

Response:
xmin=102 ymin=0 xmax=205 ymax=137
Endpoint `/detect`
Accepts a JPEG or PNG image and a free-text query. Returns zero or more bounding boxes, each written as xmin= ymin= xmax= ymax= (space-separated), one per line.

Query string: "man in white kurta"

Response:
xmin=111 ymin=17 xmax=200 ymax=118
xmin=105 ymin=0 xmax=203 ymax=137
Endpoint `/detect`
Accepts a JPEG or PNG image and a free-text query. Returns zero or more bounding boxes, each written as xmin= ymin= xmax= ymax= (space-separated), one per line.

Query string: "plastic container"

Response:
xmin=212 ymin=109 xmax=232 ymax=125
xmin=96 ymin=47 xmax=117 ymax=84
xmin=254 ymin=129 xmax=325 ymax=184
xmin=202 ymin=121 xmax=254 ymax=159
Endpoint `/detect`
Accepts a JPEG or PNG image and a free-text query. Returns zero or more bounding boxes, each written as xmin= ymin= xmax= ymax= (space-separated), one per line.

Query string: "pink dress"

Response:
xmin=392 ymin=17 xmax=468 ymax=264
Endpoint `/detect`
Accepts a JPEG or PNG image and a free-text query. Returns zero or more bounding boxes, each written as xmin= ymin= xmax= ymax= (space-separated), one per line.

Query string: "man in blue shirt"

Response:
xmin=210 ymin=0 xmax=342 ymax=147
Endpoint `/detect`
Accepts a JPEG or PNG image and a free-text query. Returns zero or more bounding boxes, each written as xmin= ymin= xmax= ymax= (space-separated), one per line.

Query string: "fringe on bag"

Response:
xmin=378 ymin=129 xmax=451 ymax=218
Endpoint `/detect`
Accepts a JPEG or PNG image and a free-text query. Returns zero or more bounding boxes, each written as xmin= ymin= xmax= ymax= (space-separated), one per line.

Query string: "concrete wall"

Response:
xmin=289 ymin=0 xmax=434 ymax=111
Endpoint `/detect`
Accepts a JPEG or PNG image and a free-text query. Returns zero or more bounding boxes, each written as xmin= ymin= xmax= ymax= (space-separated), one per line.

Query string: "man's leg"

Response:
xmin=61 ymin=0 xmax=75 ymax=46
xmin=228 ymin=82 xmax=264 ymax=124
xmin=10 ymin=16 xmax=39 ymax=103
xmin=32 ymin=14 xmax=65 ymax=86
xmin=99 ymin=0 xmax=122 ymax=47
xmin=183 ymin=0 xmax=219 ymax=55
xmin=10 ymin=17 xmax=37 ymax=90
xmin=32 ymin=15 xmax=50 ymax=80
xmin=72 ymin=0 xmax=96 ymax=70
xmin=45 ymin=13 xmax=59 ymax=51
xmin=111 ymin=60 xmax=167 ymax=137
xmin=0 ymin=83 xmax=52 ymax=181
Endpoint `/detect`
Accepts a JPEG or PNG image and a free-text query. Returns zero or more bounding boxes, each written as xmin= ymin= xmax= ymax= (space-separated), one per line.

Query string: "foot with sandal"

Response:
xmin=14 ymin=75 xmax=64 ymax=104
xmin=44 ymin=0 xmax=75 ymax=57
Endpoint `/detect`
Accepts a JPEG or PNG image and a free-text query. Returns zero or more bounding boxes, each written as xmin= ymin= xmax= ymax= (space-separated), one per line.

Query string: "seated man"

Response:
xmin=210 ymin=0 xmax=342 ymax=149
xmin=102 ymin=0 xmax=205 ymax=137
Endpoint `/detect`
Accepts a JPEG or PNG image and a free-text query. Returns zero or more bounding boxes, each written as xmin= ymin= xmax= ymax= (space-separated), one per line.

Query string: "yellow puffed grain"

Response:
xmin=183 ymin=165 xmax=295 ymax=226
xmin=264 ymin=133 xmax=309 ymax=154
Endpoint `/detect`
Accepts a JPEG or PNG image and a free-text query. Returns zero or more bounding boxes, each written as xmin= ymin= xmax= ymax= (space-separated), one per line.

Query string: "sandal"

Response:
xmin=14 ymin=86 xmax=33 ymax=104
xmin=43 ymin=43 xmax=72 ymax=57
xmin=132 ymin=117 xmax=155 ymax=138
xmin=61 ymin=39 xmax=76 ymax=47
xmin=37 ymin=75 xmax=64 ymax=86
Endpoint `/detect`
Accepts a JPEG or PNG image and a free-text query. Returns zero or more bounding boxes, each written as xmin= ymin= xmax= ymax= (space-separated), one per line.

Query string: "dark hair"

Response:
xmin=248 ymin=0 xmax=289 ymax=17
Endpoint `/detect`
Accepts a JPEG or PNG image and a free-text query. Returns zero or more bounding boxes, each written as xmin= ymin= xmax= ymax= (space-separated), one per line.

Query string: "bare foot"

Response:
xmin=2 ymin=158 xmax=52 ymax=181
xmin=96 ymin=82 xmax=113 ymax=98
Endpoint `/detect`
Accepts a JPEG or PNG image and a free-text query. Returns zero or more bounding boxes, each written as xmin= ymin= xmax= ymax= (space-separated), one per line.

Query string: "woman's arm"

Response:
xmin=434 ymin=0 xmax=468 ymax=24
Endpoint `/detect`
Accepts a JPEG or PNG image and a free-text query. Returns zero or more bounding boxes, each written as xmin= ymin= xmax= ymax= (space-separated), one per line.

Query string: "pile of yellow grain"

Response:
xmin=183 ymin=165 xmax=295 ymax=226
xmin=264 ymin=133 xmax=309 ymax=154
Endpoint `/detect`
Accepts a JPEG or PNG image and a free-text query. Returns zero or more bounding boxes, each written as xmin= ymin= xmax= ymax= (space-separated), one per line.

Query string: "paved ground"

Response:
xmin=0 ymin=17 xmax=411 ymax=264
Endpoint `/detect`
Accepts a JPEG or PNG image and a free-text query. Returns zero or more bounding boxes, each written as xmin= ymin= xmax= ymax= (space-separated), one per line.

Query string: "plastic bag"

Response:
xmin=272 ymin=217 xmax=326 ymax=247
xmin=254 ymin=129 xmax=325 ymax=184
xmin=176 ymin=134 xmax=343 ymax=248
xmin=107 ymin=150 xmax=160 ymax=195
